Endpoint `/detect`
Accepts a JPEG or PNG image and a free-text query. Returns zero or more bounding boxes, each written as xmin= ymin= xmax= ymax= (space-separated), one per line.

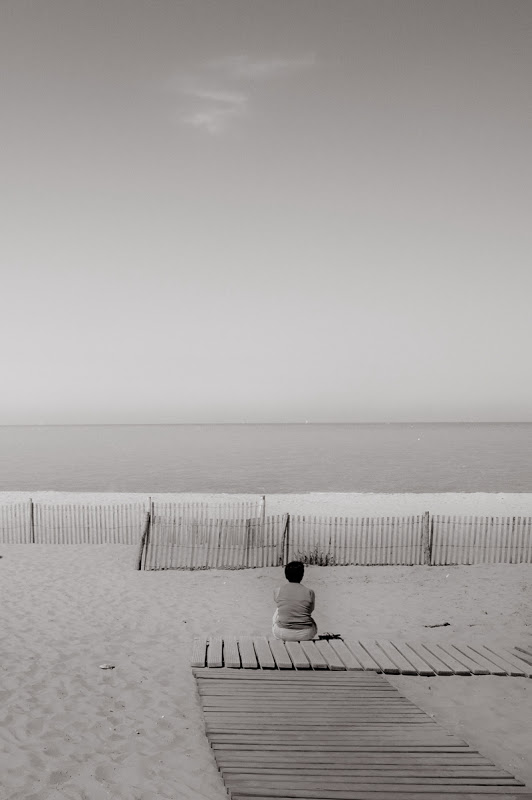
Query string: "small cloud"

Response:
xmin=179 ymin=85 xmax=247 ymax=135
xmin=182 ymin=87 xmax=247 ymax=106
xmin=209 ymin=54 xmax=316 ymax=80
xmin=175 ymin=53 xmax=315 ymax=135
xmin=182 ymin=105 xmax=243 ymax=135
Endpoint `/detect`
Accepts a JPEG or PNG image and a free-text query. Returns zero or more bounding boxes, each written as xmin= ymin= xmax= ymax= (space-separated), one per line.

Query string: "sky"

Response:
xmin=1 ymin=0 xmax=531 ymax=424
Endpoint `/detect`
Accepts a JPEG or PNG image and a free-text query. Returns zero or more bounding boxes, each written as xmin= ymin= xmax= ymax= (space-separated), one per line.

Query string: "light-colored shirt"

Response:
xmin=273 ymin=582 xmax=315 ymax=630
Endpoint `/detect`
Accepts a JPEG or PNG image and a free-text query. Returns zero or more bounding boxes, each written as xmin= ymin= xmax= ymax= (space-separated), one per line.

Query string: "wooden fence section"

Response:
xmin=0 ymin=502 xmax=33 ymax=543
xmin=431 ymin=516 xmax=532 ymax=565
xmin=0 ymin=499 xmax=264 ymax=545
xmin=32 ymin=503 xmax=147 ymax=543
xmin=144 ymin=514 xmax=286 ymax=570
xmin=287 ymin=515 xmax=425 ymax=565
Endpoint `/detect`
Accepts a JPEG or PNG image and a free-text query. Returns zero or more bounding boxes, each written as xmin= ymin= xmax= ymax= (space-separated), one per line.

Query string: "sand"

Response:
xmin=0 ymin=493 xmax=531 ymax=799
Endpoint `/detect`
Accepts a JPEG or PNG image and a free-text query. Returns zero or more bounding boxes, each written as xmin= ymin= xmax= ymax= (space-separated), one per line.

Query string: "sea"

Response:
xmin=0 ymin=423 xmax=530 ymax=494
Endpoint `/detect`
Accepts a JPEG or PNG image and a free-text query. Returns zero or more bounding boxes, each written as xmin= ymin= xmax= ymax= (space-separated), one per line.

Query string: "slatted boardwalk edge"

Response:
xmin=193 ymin=669 xmax=532 ymax=800
xmin=191 ymin=637 xmax=532 ymax=678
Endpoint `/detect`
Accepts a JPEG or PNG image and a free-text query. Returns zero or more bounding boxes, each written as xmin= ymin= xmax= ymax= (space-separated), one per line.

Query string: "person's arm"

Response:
xmin=273 ymin=587 xmax=280 ymax=603
xmin=308 ymin=588 xmax=315 ymax=613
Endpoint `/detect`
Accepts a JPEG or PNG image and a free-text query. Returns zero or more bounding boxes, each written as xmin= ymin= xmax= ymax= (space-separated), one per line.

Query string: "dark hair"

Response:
xmin=285 ymin=561 xmax=304 ymax=583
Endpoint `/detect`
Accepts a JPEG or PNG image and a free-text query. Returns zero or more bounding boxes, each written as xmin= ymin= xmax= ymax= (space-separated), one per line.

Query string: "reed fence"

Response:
xmin=1 ymin=501 xmax=531 ymax=567
xmin=142 ymin=514 xmax=286 ymax=570
xmin=430 ymin=515 xmax=532 ymax=565
xmin=0 ymin=499 xmax=263 ymax=545
xmin=287 ymin=514 xmax=425 ymax=565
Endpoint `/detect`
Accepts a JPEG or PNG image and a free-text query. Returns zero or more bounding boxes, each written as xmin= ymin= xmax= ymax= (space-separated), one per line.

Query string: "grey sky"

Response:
xmin=1 ymin=0 xmax=530 ymax=423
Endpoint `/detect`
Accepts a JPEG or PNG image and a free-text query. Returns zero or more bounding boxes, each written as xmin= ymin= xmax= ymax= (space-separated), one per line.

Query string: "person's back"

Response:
xmin=272 ymin=561 xmax=317 ymax=641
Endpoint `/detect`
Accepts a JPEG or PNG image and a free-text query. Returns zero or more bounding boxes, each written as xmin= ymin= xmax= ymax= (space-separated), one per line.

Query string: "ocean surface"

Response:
xmin=0 ymin=423 xmax=531 ymax=493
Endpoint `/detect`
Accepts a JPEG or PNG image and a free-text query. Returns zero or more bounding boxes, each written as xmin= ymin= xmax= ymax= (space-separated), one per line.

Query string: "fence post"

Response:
xmin=261 ymin=494 xmax=266 ymax=530
xmin=136 ymin=511 xmax=151 ymax=570
xmin=29 ymin=498 xmax=35 ymax=544
xmin=422 ymin=511 xmax=431 ymax=565
xmin=285 ymin=513 xmax=290 ymax=564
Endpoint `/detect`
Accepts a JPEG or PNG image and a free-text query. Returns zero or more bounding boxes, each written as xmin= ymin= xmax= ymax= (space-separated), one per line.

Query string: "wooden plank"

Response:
xmin=197 ymin=678 xmax=394 ymax=686
xmin=195 ymin=671 xmax=393 ymax=681
xmin=440 ymin=644 xmax=491 ymax=675
xmin=199 ymin=690 xmax=404 ymax=700
xmin=458 ymin=644 xmax=508 ymax=676
xmin=229 ymin=793 xmax=532 ymax=800
xmin=225 ymin=775 xmax=523 ymax=786
xmin=216 ymin=749 xmax=488 ymax=760
xmin=376 ymin=640 xmax=419 ymax=675
xmin=405 ymin=642 xmax=453 ymax=676
xmin=211 ymin=733 xmax=464 ymax=742
xmin=508 ymin=648 xmax=532 ymax=667
xmin=206 ymin=637 xmax=223 ymax=668
xmin=208 ymin=722 xmax=448 ymax=732
xmin=204 ymin=713 xmax=428 ymax=722
xmin=201 ymin=697 xmax=424 ymax=708
xmin=328 ymin=639 xmax=365 ymax=670
xmin=359 ymin=640 xmax=400 ymax=674
xmin=223 ymin=636 xmax=241 ymax=669
xmin=211 ymin=734 xmax=463 ymax=744
xmin=191 ymin=637 xmax=207 ymax=668
xmin=200 ymin=691 xmax=402 ymax=699
xmin=194 ymin=668 xmax=389 ymax=680
xmin=207 ymin=725 xmax=442 ymax=733
xmin=343 ymin=640 xmax=381 ymax=671
xmin=497 ymin=648 xmax=532 ymax=676
xmin=482 ymin=646 xmax=530 ymax=678
xmin=217 ymin=754 xmax=492 ymax=765
xmin=201 ymin=699 xmax=424 ymax=711
xmin=211 ymin=739 xmax=466 ymax=749
xmin=218 ymin=748 xmax=482 ymax=756
xmin=268 ymin=638 xmax=294 ymax=669
xmin=231 ymin=779 xmax=523 ymax=800
xmin=201 ymin=701 xmax=426 ymax=710
xmin=222 ymin=767 xmax=517 ymax=777
xmin=252 ymin=637 xmax=276 ymax=669
xmin=228 ymin=773 xmax=524 ymax=800
xmin=314 ymin=639 xmax=347 ymax=670
xmin=514 ymin=645 xmax=532 ymax=661
xmin=423 ymin=643 xmax=472 ymax=676
xmin=221 ymin=759 xmax=514 ymax=771
xmin=205 ymin=717 xmax=431 ymax=725
xmin=238 ymin=637 xmax=258 ymax=669
xmin=199 ymin=681 xmax=394 ymax=691
xmin=284 ymin=641 xmax=311 ymax=669
xmin=299 ymin=640 xmax=328 ymax=669
xmin=202 ymin=698 xmax=405 ymax=707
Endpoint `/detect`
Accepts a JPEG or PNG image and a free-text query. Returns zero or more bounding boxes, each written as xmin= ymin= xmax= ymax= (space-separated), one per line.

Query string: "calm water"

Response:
xmin=0 ymin=423 xmax=530 ymax=493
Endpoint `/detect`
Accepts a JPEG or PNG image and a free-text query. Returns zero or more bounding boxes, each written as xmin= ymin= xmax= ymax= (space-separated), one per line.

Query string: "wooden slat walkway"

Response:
xmin=191 ymin=638 xmax=532 ymax=678
xmin=193 ymin=670 xmax=531 ymax=800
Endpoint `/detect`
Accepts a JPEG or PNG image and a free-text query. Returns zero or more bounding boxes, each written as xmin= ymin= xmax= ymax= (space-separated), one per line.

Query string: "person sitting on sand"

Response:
xmin=272 ymin=561 xmax=317 ymax=641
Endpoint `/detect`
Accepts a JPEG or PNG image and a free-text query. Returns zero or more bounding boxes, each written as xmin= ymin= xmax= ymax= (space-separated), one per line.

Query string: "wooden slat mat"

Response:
xmin=191 ymin=638 xmax=532 ymax=678
xmin=194 ymin=670 xmax=531 ymax=800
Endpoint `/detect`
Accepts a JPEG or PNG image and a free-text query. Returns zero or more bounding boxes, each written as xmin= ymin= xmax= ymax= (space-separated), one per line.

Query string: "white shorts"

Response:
xmin=272 ymin=610 xmax=317 ymax=641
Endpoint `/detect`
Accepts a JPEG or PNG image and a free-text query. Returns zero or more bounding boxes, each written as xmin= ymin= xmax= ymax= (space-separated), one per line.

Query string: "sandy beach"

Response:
xmin=1 ymin=494 xmax=531 ymax=799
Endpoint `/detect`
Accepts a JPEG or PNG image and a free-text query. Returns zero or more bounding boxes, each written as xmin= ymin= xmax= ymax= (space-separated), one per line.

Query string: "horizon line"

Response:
xmin=1 ymin=420 xmax=531 ymax=427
